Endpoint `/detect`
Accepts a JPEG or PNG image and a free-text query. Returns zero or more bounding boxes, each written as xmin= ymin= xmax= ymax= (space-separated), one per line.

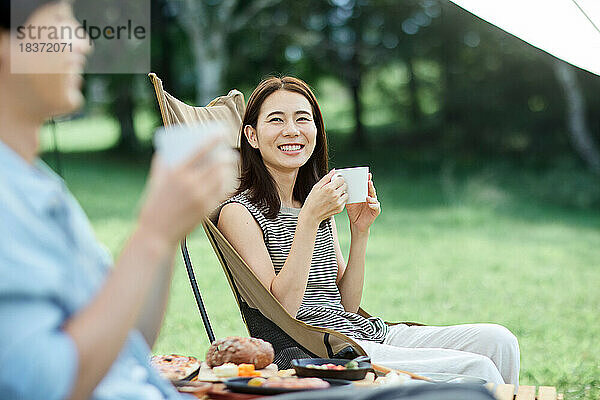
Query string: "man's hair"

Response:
xmin=236 ymin=76 xmax=329 ymax=219
xmin=0 ymin=0 xmax=56 ymax=31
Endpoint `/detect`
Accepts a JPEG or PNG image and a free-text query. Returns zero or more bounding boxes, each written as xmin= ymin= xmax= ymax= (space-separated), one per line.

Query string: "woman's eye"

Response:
xmin=297 ymin=117 xmax=311 ymax=122
xmin=269 ymin=117 xmax=283 ymax=122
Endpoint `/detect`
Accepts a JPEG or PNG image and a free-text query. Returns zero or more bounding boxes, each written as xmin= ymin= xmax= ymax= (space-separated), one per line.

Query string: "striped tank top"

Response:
xmin=223 ymin=191 xmax=388 ymax=343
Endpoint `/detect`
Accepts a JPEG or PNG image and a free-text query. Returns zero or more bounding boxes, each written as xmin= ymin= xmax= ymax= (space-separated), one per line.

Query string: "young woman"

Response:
xmin=218 ymin=76 xmax=520 ymax=385
xmin=0 ymin=1 xmax=236 ymax=399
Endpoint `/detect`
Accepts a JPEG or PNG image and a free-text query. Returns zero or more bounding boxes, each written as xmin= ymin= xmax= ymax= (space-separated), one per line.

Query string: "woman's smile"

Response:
xmin=278 ymin=143 xmax=305 ymax=154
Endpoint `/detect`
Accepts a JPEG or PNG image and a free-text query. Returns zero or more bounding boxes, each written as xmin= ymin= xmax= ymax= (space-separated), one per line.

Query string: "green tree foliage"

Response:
xmin=109 ymin=0 xmax=600 ymax=172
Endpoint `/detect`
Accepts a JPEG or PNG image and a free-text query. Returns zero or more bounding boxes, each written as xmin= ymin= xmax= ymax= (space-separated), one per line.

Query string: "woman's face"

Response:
xmin=246 ymin=90 xmax=318 ymax=174
xmin=3 ymin=1 xmax=91 ymax=118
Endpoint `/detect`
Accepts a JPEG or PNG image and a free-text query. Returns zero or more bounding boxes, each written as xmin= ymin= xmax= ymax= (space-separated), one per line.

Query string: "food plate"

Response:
xmin=224 ymin=377 xmax=352 ymax=395
xmin=176 ymin=368 xmax=200 ymax=383
xmin=292 ymin=358 xmax=371 ymax=381
xmin=414 ymin=372 xmax=487 ymax=384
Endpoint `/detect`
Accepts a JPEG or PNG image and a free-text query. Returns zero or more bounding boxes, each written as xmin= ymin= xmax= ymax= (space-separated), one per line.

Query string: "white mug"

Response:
xmin=154 ymin=121 xmax=231 ymax=167
xmin=334 ymin=166 xmax=369 ymax=204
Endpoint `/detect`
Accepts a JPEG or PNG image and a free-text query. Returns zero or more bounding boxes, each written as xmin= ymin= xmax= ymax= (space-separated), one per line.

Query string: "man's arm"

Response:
xmin=63 ymin=227 xmax=177 ymax=400
xmin=136 ymin=255 xmax=175 ymax=348
xmin=63 ymin=143 xmax=236 ymax=400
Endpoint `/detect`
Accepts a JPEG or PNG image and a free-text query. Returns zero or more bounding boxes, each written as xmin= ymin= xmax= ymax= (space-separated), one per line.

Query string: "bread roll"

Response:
xmin=206 ymin=337 xmax=274 ymax=369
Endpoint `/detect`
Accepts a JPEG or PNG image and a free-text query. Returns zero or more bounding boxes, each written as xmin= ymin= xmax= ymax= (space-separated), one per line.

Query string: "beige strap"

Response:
xmin=148 ymin=73 xmax=172 ymax=126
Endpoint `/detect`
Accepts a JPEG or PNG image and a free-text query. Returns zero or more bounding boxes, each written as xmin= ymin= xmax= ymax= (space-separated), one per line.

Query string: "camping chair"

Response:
xmin=148 ymin=73 xmax=421 ymax=368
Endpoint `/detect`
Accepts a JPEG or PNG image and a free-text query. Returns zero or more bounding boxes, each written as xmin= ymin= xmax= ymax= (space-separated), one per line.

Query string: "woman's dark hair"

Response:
xmin=237 ymin=76 xmax=329 ymax=219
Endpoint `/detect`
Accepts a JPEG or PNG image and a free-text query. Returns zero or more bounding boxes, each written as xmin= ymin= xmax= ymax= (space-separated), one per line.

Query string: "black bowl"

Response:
xmin=292 ymin=358 xmax=371 ymax=381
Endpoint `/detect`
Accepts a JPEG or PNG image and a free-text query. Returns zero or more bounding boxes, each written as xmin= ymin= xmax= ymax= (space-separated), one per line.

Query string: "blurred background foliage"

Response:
xmin=47 ymin=0 xmax=600 ymax=209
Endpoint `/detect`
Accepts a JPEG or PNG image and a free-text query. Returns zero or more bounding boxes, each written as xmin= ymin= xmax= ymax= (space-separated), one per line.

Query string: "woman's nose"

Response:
xmin=283 ymin=122 xmax=300 ymax=136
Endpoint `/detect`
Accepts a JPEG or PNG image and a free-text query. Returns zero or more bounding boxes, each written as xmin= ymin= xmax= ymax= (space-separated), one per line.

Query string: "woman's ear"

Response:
xmin=244 ymin=125 xmax=259 ymax=149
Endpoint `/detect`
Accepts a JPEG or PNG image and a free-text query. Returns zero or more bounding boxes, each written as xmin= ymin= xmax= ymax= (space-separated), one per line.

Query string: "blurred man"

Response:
xmin=0 ymin=1 xmax=237 ymax=399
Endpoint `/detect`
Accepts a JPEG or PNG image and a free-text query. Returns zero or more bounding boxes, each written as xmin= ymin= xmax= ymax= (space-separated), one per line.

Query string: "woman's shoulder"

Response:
xmin=222 ymin=190 xmax=255 ymax=209
xmin=219 ymin=191 xmax=272 ymax=237
xmin=221 ymin=191 xmax=268 ymax=221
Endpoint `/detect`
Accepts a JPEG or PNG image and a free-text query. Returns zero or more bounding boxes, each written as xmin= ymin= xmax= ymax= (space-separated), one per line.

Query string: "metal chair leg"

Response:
xmin=181 ymin=238 xmax=215 ymax=343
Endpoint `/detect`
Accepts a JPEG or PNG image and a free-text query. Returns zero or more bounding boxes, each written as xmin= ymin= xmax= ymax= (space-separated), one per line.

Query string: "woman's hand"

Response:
xmin=139 ymin=137 xmax=238 ymax=247
xmin=299 ymin=170 xmax=348 ymax=227
xmin=346 ymin=173 xmax=380 ymax=234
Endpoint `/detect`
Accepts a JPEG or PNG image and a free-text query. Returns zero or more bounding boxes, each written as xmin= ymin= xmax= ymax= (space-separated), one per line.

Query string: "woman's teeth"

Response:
xmin=279 ymin=144 xmax=303 ymax=151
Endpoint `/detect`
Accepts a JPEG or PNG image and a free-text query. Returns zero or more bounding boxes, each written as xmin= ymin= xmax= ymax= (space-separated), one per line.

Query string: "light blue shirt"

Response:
xmin=0 ymin=140 xmax=185 ymax=400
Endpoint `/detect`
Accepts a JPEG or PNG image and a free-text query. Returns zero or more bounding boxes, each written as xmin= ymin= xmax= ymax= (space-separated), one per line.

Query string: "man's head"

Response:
xmin=0 ymin=0 xmax=91 ymax=120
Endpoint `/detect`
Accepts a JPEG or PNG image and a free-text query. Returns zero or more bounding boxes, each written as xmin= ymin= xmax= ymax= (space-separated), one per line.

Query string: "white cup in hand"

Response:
xmin=334 ymin=166 xmax=369 ymax=204
xmin=154 ymin=121 xmax=231 ymax=167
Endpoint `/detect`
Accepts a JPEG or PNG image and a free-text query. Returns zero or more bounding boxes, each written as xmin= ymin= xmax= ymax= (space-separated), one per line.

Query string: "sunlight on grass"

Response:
xmin=40 ymin=113 xmax=120 ymax=152
xmin=39 ymin=109 xmax=160 ymax=153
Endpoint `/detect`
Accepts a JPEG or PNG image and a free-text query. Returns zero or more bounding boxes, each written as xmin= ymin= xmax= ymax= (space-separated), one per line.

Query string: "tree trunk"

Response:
xmin=113 ymin=77 xmax=139 ymax=153
xmin=349 ymin=48 xmax=366 ymax=147
xmin=406 ymin=55 xmax=421 ymax=126
xmin=151 ymin=0 xmax=174 ymax=92
xmin=350 ymin=79 xmax=365 ymax=147
xmin=189 ymin=30 xmax=227 ymax=105
xmin=553 ymin=60 xmax=600 ymax=175
xmin=177 ymin=0 xmax=281 ymax=105
xmin=440 ymin=3 xmax=457 ymax=130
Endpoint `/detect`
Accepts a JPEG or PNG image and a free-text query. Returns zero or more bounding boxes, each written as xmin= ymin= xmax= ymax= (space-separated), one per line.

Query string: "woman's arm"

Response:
xmin=218 ymin=203 xmax=319 ymax=316
xmin=333 ymin=219 xmax=368 ymax=312
xmin=332 ymin=218 xmax=346 ymax=283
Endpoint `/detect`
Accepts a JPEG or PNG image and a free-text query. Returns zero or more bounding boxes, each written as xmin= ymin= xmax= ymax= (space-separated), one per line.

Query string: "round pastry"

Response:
xmin=206 ymin=336 xmax=274 ymax=369
xmin=151 ymin=354 xmax=200 ymax=381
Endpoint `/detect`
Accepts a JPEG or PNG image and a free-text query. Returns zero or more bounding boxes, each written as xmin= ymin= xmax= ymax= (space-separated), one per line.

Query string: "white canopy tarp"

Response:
xmin=448 ymin=0 xmax=600 ymax=76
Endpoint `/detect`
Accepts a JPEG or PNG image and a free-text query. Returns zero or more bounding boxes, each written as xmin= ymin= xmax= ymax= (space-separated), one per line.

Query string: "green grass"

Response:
xmin=43 ymin=116 xmax=600 ymax=399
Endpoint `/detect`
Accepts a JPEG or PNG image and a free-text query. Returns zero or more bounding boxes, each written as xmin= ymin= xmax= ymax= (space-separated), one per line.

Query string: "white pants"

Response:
xmin=356 ymin=323 xmax=520 ymax=385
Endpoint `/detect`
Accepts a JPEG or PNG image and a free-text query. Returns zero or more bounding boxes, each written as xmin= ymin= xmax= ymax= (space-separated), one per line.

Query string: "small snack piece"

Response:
xmin=353 ymin=372 xmax=377 ymax=387
xmin=238 ymin=363 xmax=261 ymax=377
xmin=364 ymin=372 xmax=376 ymax=382
xmin=151 ymin=354 xmax=200 ymax=381
xmin=277 ymin=369 xmax=297 ymax=377
xmin=247 ymin=377 xmax=267 ymax=387
xmin=213 ymin=363 xmax=239 ymax=378
xmin=379 ymin=371 xmax=411 ymax=385
xmin=206 ymin=337 xmax=274 ymax=369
